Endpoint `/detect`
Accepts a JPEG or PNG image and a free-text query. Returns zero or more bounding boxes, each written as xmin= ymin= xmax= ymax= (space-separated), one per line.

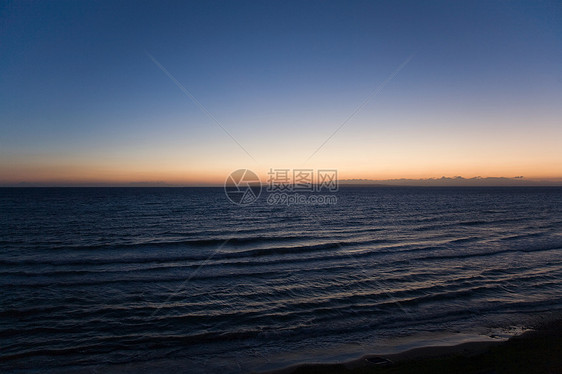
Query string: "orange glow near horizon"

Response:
xmin=2 ymin=114 xmax=561 ymax=186
xmin=2 ymin=160 xmax=561 ymax=186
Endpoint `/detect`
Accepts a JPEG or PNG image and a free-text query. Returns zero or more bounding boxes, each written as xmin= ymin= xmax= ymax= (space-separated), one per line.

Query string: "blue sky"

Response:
xmin=1 ymin=0 xmax=561 ymax=184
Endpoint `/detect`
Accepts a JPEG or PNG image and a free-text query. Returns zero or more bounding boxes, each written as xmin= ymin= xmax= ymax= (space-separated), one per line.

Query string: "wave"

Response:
xmin=3 ymin=239 xmax=561 ymax=288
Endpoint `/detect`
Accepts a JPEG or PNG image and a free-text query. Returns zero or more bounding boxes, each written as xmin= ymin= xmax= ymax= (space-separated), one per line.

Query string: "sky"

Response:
xmin=1 ymin=0 xmax=561 ymax=186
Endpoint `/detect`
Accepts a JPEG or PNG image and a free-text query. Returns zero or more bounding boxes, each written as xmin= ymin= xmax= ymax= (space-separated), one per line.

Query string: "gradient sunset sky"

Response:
xmin=1 ymin=0 xmax=561 ymax=185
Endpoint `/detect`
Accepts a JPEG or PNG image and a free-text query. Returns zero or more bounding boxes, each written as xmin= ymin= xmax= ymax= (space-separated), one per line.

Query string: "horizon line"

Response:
xmin=2 ymin=176 xmax=562 ymax=188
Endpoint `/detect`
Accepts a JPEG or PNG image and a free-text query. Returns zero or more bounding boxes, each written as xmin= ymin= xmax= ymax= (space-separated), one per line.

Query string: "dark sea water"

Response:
xmin=1 ymin=187 xmax=562 ymax=373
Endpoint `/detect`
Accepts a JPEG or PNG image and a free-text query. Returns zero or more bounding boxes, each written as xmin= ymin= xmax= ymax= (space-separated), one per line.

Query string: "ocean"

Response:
xmin=1 ymin=187 xmax=561 ymax=373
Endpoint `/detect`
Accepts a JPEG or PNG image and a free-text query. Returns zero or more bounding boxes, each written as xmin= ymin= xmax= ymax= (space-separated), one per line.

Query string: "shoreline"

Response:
xmin=264 ymin=319 xmax=562 ymax=374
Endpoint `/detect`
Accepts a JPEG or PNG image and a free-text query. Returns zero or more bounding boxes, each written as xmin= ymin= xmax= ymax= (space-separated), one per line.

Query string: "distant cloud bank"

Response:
xmin=339 ymin=176 xmax=562 ymax=187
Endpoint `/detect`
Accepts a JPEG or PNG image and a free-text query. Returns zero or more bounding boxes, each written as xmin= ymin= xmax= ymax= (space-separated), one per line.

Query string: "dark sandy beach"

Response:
xmin=270 ymin=319 xmax=562 ymax=374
